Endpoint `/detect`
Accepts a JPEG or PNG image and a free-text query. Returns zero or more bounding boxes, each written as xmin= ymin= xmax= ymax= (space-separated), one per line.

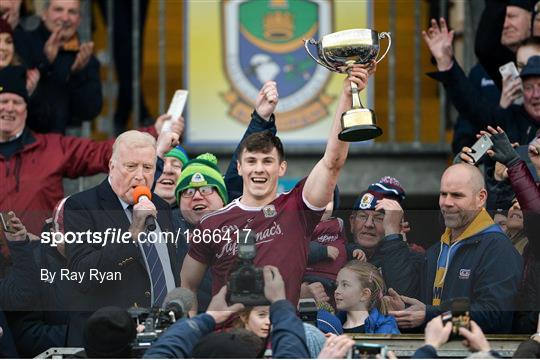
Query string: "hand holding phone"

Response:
xmin=0 ymin=212 xmax=15 ymax=233
xmin=463 ymin=135 xmax=494 ymax=164
xmin=499 ymin=62 xmax=523 ymax=106
xmin=1 ymin=211 xmax=27 ymax=242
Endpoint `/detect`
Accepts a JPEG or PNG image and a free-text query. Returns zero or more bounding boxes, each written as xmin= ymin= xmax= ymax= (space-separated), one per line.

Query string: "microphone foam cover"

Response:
xmin=133 ymin=186 xmax=152 ymax=203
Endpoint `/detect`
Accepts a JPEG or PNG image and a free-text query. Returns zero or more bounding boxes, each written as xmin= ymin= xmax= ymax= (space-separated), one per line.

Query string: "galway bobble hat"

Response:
xmin=164 ymin=145 xmax=189 ymax=166
xmin=0 ymin=66 xmax=29 ymax=103
xmin=175 ymin=153 xmax=228 ymax=204
xmin=353 ymin=176 xmax=406 ymax=211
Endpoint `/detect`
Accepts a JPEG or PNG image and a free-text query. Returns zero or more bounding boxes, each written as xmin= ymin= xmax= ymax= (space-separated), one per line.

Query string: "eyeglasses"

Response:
xmin=354 ymin=212 xmax=385 ymax=224
xmin=181 ymin=186 xmax=215 ymax=198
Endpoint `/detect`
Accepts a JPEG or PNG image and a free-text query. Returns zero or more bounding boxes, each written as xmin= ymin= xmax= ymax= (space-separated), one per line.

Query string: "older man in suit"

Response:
xmin=63 ymin=130 xmax=179 ymax=312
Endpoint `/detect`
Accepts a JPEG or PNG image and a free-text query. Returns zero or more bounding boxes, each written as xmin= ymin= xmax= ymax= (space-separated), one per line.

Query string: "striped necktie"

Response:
xmin=127 ymin=205 xmax=167 ymax=307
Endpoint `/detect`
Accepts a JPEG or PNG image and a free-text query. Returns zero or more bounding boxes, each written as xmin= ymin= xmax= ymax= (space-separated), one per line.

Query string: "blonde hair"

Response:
xmin=342 ymin=260 xmax=388 ymax=314
xmin=111 ymin=130 xmax=156 ymax=162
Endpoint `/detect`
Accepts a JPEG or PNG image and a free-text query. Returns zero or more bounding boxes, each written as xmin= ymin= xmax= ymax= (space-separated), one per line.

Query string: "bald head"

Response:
xmin=443 ymin=163 xmax=485 ymax=193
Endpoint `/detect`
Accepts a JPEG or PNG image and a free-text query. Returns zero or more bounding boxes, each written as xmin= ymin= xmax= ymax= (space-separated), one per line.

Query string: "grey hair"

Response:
xmin=111 ymin=130 xmax=156 ymax=163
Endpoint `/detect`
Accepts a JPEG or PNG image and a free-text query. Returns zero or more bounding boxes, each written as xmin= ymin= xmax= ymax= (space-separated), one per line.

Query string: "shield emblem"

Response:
xmin=359 ymin=193 xmax=375 ymax=210
xmin=222 ymin=0 xmax=334 ymax=130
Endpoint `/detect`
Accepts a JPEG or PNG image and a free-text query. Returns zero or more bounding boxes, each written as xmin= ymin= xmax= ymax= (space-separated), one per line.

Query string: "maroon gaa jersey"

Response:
xmin=305 ymin=217 xmax=347 ymax=281
xmin=188 ymin=179 xmax=324 ymax=305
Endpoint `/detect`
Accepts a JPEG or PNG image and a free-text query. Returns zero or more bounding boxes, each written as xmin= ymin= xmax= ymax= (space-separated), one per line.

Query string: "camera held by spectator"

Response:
xmin=227 ymin=232 xmax=269 ymax=306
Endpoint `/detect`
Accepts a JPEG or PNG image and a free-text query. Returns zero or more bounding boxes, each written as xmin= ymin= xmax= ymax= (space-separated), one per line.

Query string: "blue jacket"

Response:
xmin=317 ymin=308 xmax=400 ymax=335
xmin=143 ymin=299 xmax=309 ymax=358
xmin=143 ymin=313 xmax=215 ymax=358
xmin=412 ymin=345 xmax=438 ymax=359
xmin=270 ymin=300 xmax=310 ymax=358
xmin=419 ymin=217 xmax=523 ymax=333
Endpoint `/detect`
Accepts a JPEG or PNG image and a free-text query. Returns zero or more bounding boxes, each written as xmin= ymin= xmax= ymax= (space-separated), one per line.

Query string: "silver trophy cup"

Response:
xmin=304 ymin=29 xmax=391 ymax=141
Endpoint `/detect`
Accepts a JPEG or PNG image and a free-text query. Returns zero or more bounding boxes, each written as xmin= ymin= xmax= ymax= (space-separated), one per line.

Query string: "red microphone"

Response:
xmin=133 ymin=186 xmax=156 ymax=231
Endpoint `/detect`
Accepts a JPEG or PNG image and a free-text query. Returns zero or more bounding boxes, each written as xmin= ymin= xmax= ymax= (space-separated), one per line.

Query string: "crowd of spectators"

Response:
xmin=1 ymin=0 xmax=540 ymax=358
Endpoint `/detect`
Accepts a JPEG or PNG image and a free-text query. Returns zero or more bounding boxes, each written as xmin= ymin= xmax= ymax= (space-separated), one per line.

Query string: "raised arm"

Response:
xmin=303 ymin=65 xmax=369 ymax=208
xmin=225 ymin=81 xmax=278 ymax=201
xmin=423 ymin=18 xmax=508 ymax=129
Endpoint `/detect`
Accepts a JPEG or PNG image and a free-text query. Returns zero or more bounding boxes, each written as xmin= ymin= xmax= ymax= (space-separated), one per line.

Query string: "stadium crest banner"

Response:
xmin=185 ymin=0 xmax=370 ymax=146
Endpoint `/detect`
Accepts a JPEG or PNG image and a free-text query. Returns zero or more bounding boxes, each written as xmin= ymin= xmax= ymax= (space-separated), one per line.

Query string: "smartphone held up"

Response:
xmin=0 ymin=212 xmax=16 ymax=233
xmin=499 ymin=62 xmax=523 ymax=106
xmin=161 ymin=90 xmax=188 ymax=133
xmin=465 ymin=134 xmax=494 ymax=164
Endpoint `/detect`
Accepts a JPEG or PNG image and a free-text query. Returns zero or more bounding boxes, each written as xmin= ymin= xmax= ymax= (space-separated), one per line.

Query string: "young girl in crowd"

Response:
xmin=0 ymin=18 xmax=39 ymax=95
xmin=317 ymin=260 xmax=399 ymax=334
xmin=233 ymin=306 xmax=271 ymax=339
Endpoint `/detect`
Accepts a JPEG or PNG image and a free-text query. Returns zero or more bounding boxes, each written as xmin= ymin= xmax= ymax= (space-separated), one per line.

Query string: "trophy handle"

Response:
xmin=375 ymin=32 xmax=392 ymax=64
xmin=303 ymin=39 xmax=336 ymax=72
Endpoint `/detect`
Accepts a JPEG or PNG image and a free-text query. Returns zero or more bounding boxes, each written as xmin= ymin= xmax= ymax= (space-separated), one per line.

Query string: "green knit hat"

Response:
xmin=175 ymin=153 xmax=228 ymax=204
xmin=164 ymin=145 xmax=189 ymax=166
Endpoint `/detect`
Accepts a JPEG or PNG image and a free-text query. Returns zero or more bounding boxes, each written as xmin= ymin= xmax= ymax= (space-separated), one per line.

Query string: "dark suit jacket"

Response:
xmin=64 ymin=179 xmax=180 ymax=311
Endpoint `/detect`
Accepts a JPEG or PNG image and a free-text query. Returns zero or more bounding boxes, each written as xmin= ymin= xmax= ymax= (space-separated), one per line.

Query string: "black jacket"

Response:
xmin=346 ymin=234 xmax=423 ymax=298
xmin=64 ymin=179 xmax=180 ymax=310
xmin=14 ymin=22 xmax=102 ymax=133
xmin=0 ymin=240 xmax=39 ymax=311
xmin=474 ymin=0 xmax=514 ymax=90
xmin=0 ymin=310 xmax=18 ymax=358
xmin=428 ymin=62 xmax=539 ymax=145
xmin=63 ymin=179 xmax=180 ymax=346
xmin=5 ymin=241 xmax=78 ymax=357
xmin=428 ymin=61 xmax=538 ymax=209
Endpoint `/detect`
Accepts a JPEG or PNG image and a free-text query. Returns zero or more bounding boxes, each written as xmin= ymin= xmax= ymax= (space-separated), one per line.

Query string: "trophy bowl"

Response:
xmin=304 ymin=29 xmax=391 ymax=142
xmin=318 ymin=29 xmax=383 ymax=71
